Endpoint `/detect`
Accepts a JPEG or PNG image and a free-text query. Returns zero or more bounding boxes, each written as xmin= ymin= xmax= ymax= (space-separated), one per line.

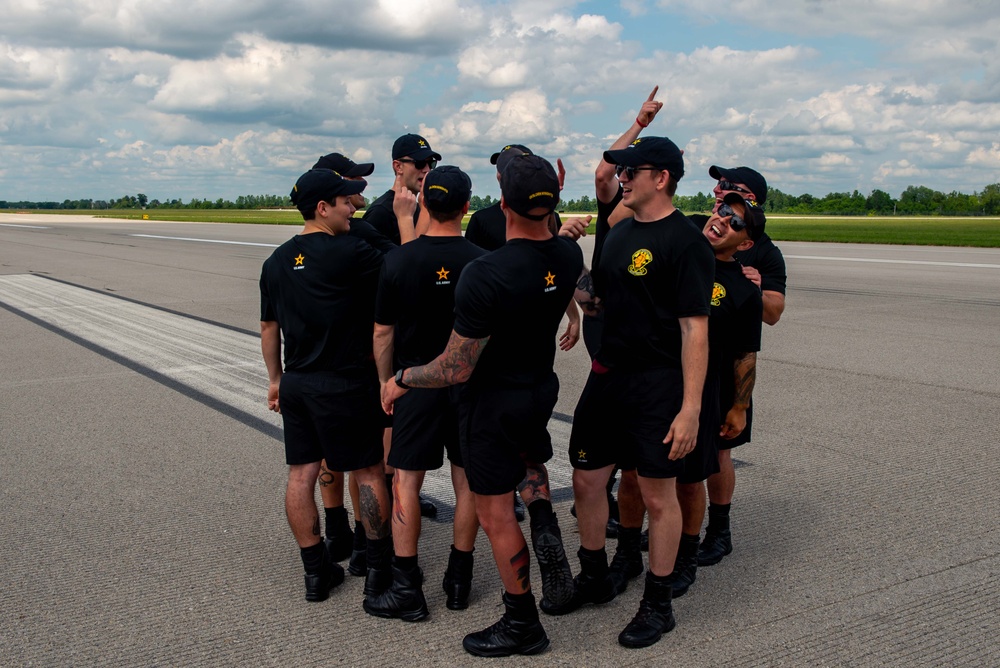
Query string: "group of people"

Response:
xmin=258 ymin=86 xmax=786 ymax=657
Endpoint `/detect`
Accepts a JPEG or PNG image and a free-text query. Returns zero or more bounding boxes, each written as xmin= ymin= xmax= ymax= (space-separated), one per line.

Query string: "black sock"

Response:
xmin=527 ymin=499 xmax=555 ymax=527
xmin=503 ymin=590 xmax=538 ymax=620
xmin=393 ymin=554 xmax=419 ymax=573
xmin=324 ymin=506 xmax=348 ymax=538
xmin=708 ymin=502 xmax=731 ymax=518
xmin=616 ymin=526 xmax=641 ymax=552
xmin=578 ymin=546 xmax=609 ymax=575
xmin=300 ymin=542 xmax=325 ymax=574
xmin=367 ymin=536 xmax=393 ymax=570
xmin=352 ymin=520 xmax=367 ymax=549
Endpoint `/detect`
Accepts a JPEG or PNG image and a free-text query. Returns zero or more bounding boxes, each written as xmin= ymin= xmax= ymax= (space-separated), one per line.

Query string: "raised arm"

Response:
xmin=596 ymin=85 xmax=663 ymax=204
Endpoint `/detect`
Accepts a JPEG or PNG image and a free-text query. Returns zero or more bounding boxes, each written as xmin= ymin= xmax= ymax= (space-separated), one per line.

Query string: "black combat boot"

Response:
xmin=697 ymin=504 xmax=733 ymax=566
xmin=302 ymin=542 xmax=345 ymax=603
xmin=530 ymin=520 xmax=574 ymax=612
xmin=462 ymin=591 xmax=549 ymax=657
xmin=609 ymin=526 xmax=645 ymax=595
xmin=347 ymin=520 xmax=367 ymax=576
xmin=666 ymin=532 xmax=700 ymax=597
xmin=618 ymin=572 xmax=676 ymax=648
xmin=362 ymin=558 xmax=429 ymax=622
xmin=323 ymin=506 xmax=353 ymax=562
xmin=442 ymin=545 xmax=474 ymax=610
xmin=540 ymin=546 xmax=617 ymax=615
xmin=363 ymin=536 xmax=393 ymax=600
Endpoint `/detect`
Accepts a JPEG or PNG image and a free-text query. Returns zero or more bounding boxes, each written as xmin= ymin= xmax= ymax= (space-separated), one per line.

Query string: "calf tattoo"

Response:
xmin=517 ymin=464 xmax=551 ymax=503
xmin=358 ymin=483 xmax=391 ymax=539
xmin=510 ymin=545 xmax=531 ymax=591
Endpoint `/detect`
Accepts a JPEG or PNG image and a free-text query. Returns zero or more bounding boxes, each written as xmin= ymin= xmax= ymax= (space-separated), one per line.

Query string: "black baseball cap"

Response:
xmin=423 ymin=165 xmax=472 ymax=212
xmin=312 ymin=152 xmax=374 ymax=177
xmin=500 ymin=154 xmax=559 ymax=221
xmin=722 ymin=192 xmax=766 ymax=241
xmin=604 ymin=136 xmax=685 ymax=181
xmin=710 ymin=165 xmax=768 ymax=205
xmin=392 ymin=133 xmax=442 ymax=161
xmin=490 ymin=144 xmax=533 ymax=172
xmin=290 ymin=169 xmax=366 ymax=212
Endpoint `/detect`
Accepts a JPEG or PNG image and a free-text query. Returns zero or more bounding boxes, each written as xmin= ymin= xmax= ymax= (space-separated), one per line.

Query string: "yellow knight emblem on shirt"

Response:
xmin=711 ymin=282 xmax=726 ymax=306
xmin=628 ymin=249 xmax=653 ymax=276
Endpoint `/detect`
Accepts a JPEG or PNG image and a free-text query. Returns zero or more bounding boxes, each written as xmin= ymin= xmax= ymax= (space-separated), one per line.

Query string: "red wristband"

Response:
xmin=635 ymin=116 xmax=648 ymax=128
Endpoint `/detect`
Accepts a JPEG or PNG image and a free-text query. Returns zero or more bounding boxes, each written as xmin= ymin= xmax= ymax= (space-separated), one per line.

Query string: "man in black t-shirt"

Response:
xmin=570 ymin=136 xmax=714 ymax=649
xmin=259 ymin=169 xmax=393 ymax=605
xmin=383 ymin=155 xmax=583 ymax=657
xmin=362 ymin=133 xmax=441 ymax=246
xmin=363 ymin=167 xmax=486 ymax=621
xmin=691 ymin=166 xmax=787 ymax=567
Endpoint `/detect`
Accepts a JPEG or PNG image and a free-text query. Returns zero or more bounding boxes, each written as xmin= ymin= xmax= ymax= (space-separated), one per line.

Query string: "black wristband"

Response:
xmin=394 ymin=368 xmax=411 ymax=390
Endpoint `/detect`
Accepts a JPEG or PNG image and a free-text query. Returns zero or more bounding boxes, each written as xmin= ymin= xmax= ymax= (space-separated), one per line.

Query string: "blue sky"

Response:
xmin=2 ymin=0 xmax=999 ymax=203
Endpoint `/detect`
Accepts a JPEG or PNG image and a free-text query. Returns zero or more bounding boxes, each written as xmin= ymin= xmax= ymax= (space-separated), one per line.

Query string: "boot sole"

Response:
xmin=463 ymin=635 xmax=550 ymax=657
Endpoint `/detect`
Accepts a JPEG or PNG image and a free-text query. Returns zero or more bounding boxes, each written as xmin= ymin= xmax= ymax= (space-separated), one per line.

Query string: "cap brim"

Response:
xmin=603 ymin=148 xmax=647 ymax=167
xmin=344 ymin=162 xmax=374 ymax=178
xmin=341 ymin=179 xmax=367 ymax=196
xmin=407 ymin=148 xmax=442 ymax=161
xmin=489 ymin=152 xmax=501 ymax=165
xmin=709 ymin=165 xmax=728 ymax=180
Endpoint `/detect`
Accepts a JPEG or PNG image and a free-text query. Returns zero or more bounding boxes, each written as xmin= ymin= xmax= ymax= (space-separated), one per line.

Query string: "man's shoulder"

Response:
xmin=362 ymin=190 xmax=395 ymax=218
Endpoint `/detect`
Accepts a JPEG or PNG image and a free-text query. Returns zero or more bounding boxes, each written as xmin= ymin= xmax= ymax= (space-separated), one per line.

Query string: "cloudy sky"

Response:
xmin=2 ymin=0 xmax=999 ymax=203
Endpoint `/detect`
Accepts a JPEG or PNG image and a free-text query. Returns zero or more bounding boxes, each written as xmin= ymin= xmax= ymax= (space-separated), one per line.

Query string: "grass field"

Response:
xmin=6 ymin=209 xmax=1000 ymax=247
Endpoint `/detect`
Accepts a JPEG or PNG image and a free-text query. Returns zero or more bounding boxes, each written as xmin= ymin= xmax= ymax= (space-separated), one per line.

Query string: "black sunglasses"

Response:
xmin=615 ymin=165 xmax=661 ymax=180
xmin=718 ymin=180 xmax=753 ymax=196
xmin=717 ymin=203 xmax=751 ymax=231
xmin=398 ymin=157 xmax=438 ymax=170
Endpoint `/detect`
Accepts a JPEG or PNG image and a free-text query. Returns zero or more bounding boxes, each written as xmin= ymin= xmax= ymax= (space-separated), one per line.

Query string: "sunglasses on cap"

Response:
xmin=615 ymin=165 xmax=661 ymax=180
xmin=717 ymin=202 xmax=752 ymax=232
xmin=398 ymin=157 xmax=438 ymax=170
xmin=718 ymin=180 xmax=754 ymax=197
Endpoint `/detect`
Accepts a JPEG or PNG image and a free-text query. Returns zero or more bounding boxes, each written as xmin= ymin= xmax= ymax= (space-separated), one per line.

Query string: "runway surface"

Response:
xmin=1 ymin=213 xmax=997 ymax=666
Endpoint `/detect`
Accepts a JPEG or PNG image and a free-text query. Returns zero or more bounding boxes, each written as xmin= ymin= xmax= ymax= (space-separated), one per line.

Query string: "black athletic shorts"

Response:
xmin=387 ymin=386 xmax=463 ymax=471
xmin=676 ymin=373 xmax=721 ymax=484
xmin=569 ymin=367 xmax=689 ymax=479
xmin=459 ymin=373 xmax=558 ymax=496
xmin=279 ymin=371 xmax=383 ymax=471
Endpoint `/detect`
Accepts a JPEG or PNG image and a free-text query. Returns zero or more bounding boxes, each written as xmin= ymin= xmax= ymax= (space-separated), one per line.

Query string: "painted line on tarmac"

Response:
xmin=0 ymin=274 xmax=577 ymax=513
xmin=130 ymin=234 xmax=279 ymax=248
xmin=0 ymin=223 xmax=50 ymax=229
xmin=785 ymin=255 xmax=1000 ymax=269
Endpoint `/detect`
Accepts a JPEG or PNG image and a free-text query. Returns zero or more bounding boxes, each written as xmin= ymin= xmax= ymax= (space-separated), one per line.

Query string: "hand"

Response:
xmin=381 ymin=378 xmax=408 ymax=415
xmin=559 ymin=319 xmax=580 ymax=351
xmin=741 ymin=265 xmax=762 ymax=289
xmin=637 ymin=85 xmax=663 ymax=128
xmin=392 ymin=173 xmax=417 ymax=222
xmin=267 ymin=380 xmax=280 ymax=413
xmin=558 ymin=215 xmax=591 ymax=240
xmin=719 ymin=407 xmax=747 ymax=440
xmin=663 ymin=405 xmax=699 ymax=460
xmin=556 ymin=158 xmax=566 ymax=191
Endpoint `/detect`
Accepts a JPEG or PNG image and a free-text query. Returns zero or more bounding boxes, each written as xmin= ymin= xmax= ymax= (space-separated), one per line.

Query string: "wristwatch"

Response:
xmin=394 ymin=368 xmax=411 ymax=389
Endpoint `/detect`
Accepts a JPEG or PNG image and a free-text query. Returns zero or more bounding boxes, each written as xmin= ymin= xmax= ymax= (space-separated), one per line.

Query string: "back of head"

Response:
xmin=422 ymin=165 xmax=472 ymax=220
xmin=500 ymin=154 xmax=560 ymax=222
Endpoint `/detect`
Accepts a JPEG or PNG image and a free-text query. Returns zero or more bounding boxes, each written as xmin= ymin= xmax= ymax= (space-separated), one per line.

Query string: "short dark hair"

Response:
xmin=423 ymin=198 xmax=465 ymax=222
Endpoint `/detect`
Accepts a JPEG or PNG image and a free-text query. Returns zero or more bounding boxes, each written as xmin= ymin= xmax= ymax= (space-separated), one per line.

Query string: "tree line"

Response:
xmin=4 ymin=183 xmax=1000 ymax=215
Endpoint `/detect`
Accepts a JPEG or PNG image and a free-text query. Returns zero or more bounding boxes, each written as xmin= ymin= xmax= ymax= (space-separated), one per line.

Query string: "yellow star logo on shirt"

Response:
xmin=437 ymin=267 xmax=450 ymax=280
xmin=577 ymin=450 xmax=586 ymax=459
xmin=294 ymin=254 xmax=304 ymax=266
xmin=544 ymin=272 xmax=556 ymax=286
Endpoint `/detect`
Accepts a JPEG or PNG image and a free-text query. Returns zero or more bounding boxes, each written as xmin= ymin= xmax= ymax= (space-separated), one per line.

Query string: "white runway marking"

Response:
xmin=0 ymin=223 xmax=50 ymax=229
xmin=130 ymin=234 xmax=278 ymax=248
xmin=0 ymin=274 xmax=573 ymax=509
xmin=785 ymin=255 xmax=1000 ymax=269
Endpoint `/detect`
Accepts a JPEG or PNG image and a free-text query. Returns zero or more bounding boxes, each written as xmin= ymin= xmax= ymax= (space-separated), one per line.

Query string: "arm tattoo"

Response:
xmin=575 ymin=269 xmax=602 ymax=316
xmin=732 ymin=351 xmax=757 ymax=408
xmin=358 ymin=483 xmax=391 ymax=539
xmin=510 ymin=545 xmax=531 ymax=591
xmin=405 ymin=331 xmax=488 ymax=388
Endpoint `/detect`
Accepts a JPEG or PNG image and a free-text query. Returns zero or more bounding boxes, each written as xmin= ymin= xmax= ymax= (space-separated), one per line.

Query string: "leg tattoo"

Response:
xmin=358 ymin=483 xmax=391 ymax=539
xmin=510 ymin=545 xmax=531 ymax=591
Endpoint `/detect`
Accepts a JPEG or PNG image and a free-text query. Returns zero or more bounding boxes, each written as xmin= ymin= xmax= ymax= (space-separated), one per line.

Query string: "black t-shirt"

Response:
xmin=361 ymin=189 xmax=421 ymax=247
xmin=260 ymin=232 xmax=383 ymax=374
xmin=592 ymin=186 xmax=624 ymax=270
xmin=465 ymin=202 xmax=506 ymax=251
xmin=349 ymin=217 xmax=396 ymax=255
xmin=734 ymin=233 xmax=786 ymax=295
xmin=595 ymin=210 xmax=715 ymax=370
xmin=710 ymin=258 xmax=762 ymax=380
xmin=374 ymin=236 xmax=487 ymax=368
xmin=454 ymin=236 xmax=584 ymax=387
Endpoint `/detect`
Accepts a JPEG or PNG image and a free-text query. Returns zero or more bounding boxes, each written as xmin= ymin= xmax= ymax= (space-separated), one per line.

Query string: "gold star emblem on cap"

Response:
xmin=544 ymin=271 xmax=556 ymax=286
xmin=294 ymin=254 xmax=304 ymax=266
xmin=437 ymin=267 xmax=450 ymax=280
